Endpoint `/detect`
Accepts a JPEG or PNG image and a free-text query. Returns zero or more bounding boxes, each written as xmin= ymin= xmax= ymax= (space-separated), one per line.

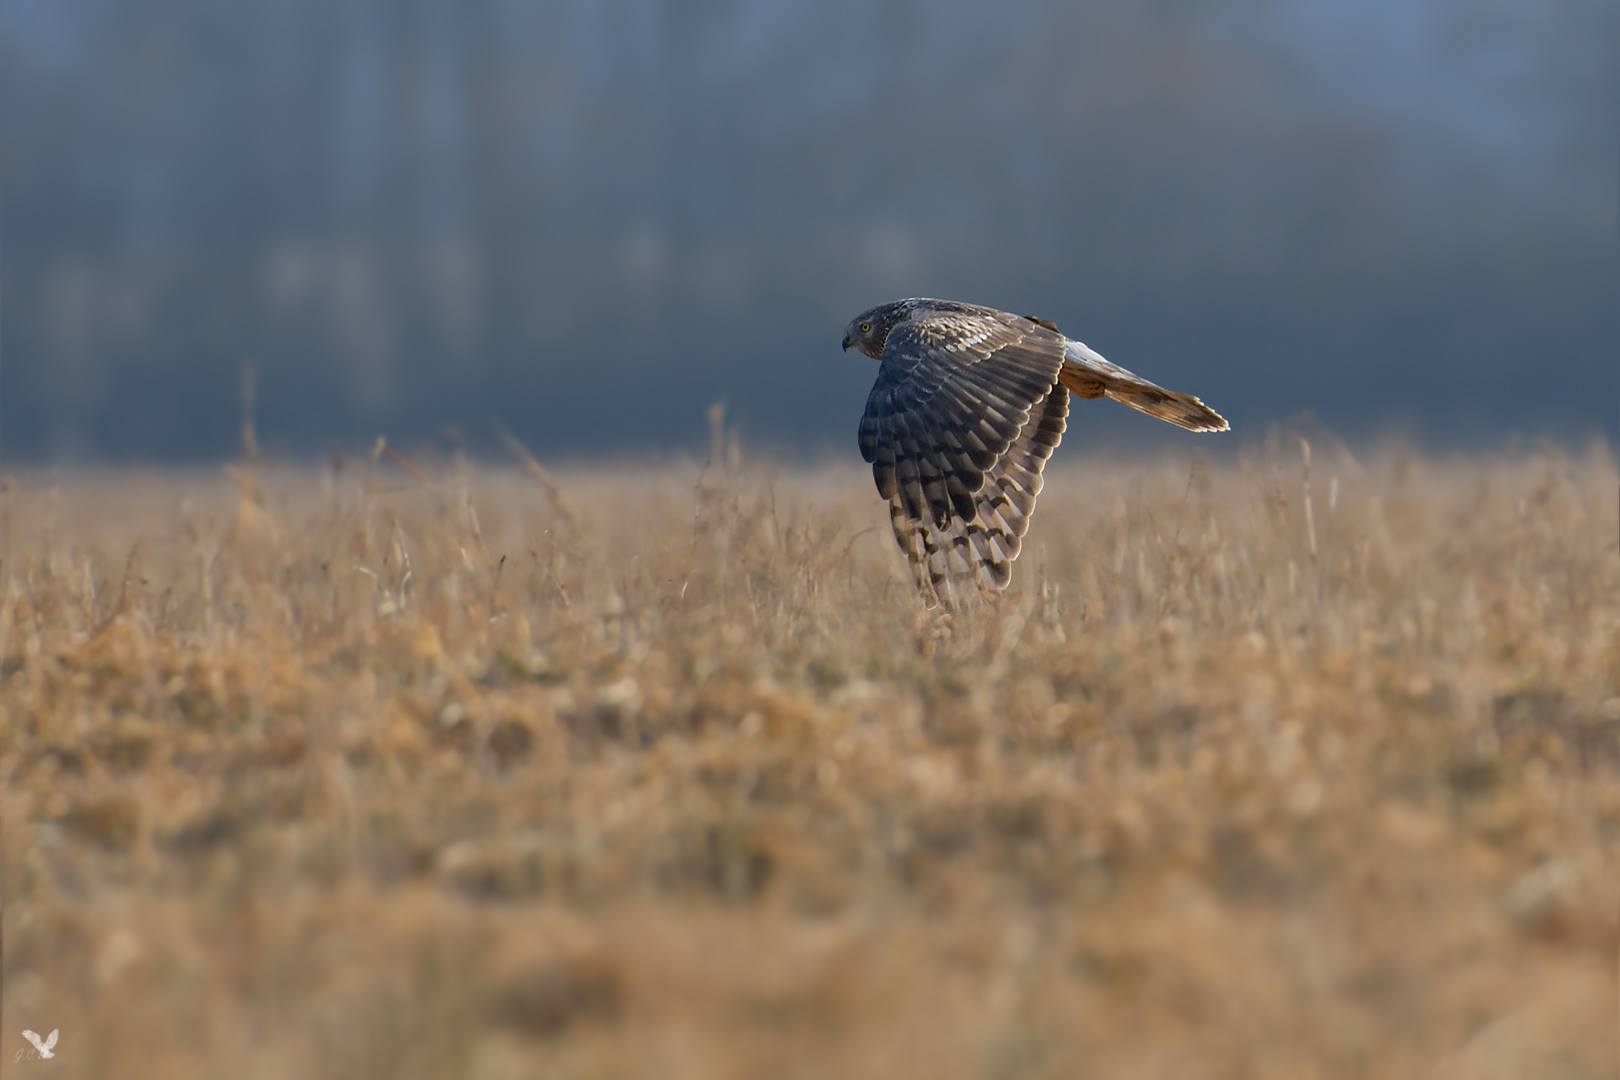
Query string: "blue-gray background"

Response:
xmin=2 ymin=0 xmax=1615 ymax=461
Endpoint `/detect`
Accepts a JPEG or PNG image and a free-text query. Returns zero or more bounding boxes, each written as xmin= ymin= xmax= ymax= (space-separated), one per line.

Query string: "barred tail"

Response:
xmin=1058 ymin=342 xmax=1229 ymax=433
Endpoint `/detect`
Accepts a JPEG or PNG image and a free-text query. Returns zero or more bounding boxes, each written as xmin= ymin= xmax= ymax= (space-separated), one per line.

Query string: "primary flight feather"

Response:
xmin=842 ymin=298 xmax=1229 ymax=608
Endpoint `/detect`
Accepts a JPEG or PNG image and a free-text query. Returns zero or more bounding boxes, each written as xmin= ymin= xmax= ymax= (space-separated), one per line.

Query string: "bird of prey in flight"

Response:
xmin=843 ymin=298 xmax=1229 ymax=608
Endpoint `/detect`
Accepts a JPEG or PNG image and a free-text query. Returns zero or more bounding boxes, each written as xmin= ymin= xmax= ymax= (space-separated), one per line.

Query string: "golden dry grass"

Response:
xmin=3 ymin=439 xmax=1618 ymax=1079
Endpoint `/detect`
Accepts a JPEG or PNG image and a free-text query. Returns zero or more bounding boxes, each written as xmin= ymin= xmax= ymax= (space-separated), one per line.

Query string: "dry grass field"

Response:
xmin=2 ymin=436 xmax=1618 ymax=1078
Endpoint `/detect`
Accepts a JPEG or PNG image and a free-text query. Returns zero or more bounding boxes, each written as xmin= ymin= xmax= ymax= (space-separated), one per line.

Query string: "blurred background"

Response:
xmin=1 ymin=0 xmax=1614 ymax=462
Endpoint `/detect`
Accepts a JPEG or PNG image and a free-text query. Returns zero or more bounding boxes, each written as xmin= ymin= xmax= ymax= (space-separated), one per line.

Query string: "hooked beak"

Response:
xmin=841 ymin=331 xmax=852 ymax=351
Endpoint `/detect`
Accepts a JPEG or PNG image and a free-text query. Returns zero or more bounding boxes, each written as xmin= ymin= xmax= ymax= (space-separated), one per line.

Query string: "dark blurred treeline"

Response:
xmin=1 ymin=0 xmax=1614 ymax=460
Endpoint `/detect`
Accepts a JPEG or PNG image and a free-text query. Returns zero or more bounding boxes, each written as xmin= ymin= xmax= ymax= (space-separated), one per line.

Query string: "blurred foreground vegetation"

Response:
xmin=2 ymin=441 xmax=1617 ymax=1077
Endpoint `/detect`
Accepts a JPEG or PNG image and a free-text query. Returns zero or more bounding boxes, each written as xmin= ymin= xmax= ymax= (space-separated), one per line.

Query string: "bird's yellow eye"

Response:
xmin=859 ymin=322 xmax=872 ymax=333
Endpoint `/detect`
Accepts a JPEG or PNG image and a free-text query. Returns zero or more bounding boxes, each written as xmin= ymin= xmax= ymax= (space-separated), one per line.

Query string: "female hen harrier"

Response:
xmin=843 ymin=298 xmax=1229 ymax=608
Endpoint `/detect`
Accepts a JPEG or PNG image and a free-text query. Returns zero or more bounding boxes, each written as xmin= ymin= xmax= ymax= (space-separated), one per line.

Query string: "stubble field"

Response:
xmin=2 ymin=437 xmax=1618 ymax=1078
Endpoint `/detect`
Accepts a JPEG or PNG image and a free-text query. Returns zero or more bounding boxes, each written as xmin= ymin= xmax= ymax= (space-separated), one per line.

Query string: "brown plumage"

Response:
xmin=842 ymin=298 xmax=1228 ymax=607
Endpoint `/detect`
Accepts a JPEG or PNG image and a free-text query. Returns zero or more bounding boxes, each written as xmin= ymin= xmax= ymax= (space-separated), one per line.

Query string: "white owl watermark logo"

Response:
xmin=18 ymin=1029 xmax=58 ymax=1061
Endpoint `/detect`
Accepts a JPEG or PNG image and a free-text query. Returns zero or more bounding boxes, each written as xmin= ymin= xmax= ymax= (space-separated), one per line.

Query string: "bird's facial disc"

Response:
xmin=843 ymin=315 xmax=883 ymax=358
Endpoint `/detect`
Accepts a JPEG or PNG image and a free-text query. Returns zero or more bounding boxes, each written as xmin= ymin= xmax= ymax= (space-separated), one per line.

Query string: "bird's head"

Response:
xmin=841 ymin=300 xmax=916 ymax=360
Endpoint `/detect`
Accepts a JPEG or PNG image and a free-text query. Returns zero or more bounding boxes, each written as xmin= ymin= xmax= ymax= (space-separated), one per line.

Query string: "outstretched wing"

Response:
xmin=1058 ymin=337 xmax=1228 ymax=432
xmin=43 ymin=1031 xmax=58 ymax=1051
xmin=859 ymin=308 xmax=1067 ymax=607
